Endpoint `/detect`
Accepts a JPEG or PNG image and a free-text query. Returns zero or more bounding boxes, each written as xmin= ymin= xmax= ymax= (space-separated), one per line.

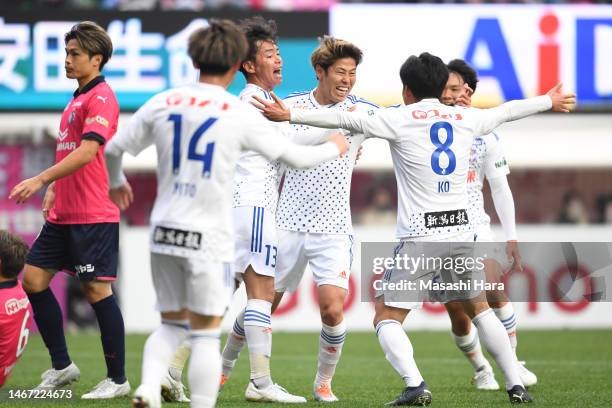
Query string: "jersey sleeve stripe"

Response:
xmin=357 ymin=99 xmax=380 ymax=108
xmin=82 ymin=131 xmax=105 ymax=145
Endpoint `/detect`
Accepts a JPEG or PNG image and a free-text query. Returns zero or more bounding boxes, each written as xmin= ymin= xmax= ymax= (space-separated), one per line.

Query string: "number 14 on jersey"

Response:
xmin=169 ymin=114 xmax=217 ymax=177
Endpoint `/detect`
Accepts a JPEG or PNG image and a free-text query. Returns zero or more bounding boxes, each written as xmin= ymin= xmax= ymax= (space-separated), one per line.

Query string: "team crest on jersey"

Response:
xmin=68 ymin=110 xmax=76 ymax=124
xmin=4 ymin=297 xmax=29 ymax=315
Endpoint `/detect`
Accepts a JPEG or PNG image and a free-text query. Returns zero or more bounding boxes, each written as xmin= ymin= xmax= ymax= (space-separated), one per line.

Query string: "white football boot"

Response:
xmin=472 ymin=368 xmax=500 ymax=391
xmin=34 ymin=362 xmax=80 ymax=390
xmin=245 ymin=381 xmax=307 ymax=403
xmin=81 ymin=377 xmax=130 ymax=399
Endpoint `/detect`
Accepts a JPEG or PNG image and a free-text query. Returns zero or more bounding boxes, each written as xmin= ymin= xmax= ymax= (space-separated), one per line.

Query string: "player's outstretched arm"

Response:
xmin=255 ymin=93 xmax=397 ymax=141
xmin=473 ymin=83 xmax=576 ymax=136
xmin=277 ymin=132 xmax=349 ymax=169
xmin=9 ymin=140 xmax=100 ymax=204
xmin=241 ymin=110 xmax=349 ymax=169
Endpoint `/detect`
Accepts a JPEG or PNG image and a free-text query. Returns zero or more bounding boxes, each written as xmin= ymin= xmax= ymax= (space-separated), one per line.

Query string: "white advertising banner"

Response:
xmin=120 ymin=225 xmax=612 ymax=333
xmin=329 ymin=5 xmax=612 ymax=109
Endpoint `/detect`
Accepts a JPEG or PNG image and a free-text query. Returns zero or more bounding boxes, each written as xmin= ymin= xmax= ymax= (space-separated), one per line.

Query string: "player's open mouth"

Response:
xmin=273 ymin=69 xmax=282 ymax=78
xmin=336 ymin=86 xmax=349 ymax=96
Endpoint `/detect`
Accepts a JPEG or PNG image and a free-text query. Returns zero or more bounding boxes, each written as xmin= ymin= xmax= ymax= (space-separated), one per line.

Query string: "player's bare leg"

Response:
xmin=133 ymin=309 xmax=189 ymax=408
xmin=461 ymin=296 xmax=532 ymax=403
xmin=312 ymin=285 xmax=347 ymax=402
xmin=373 ymin=298 xmax=431 ymax=406
xmin=484 ymin=260 xmax=537 ymax=387
xmin=23 ymin=265 xmax=80 ymax=390
xmin=445 ymin=301 xmax=498 ymax=390
xmin=80 ymin=281 xmax=129 ymax=399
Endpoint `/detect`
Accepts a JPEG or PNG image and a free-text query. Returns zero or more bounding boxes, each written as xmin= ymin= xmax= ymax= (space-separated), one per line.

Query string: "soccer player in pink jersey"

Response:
xmin=0 ymin=230 xmax=30 ymax=388
xmin=8 ymin=22 xmax=130 ymax=399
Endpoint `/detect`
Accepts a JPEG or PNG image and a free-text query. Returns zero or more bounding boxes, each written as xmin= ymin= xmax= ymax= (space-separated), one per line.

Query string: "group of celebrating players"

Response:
xmin=1 ymin=14 xmax=575 ymax=408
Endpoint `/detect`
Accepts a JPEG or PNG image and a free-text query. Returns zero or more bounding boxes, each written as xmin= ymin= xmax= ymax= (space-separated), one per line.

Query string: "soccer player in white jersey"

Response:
xmin=228 ymin=16 xmax=305 ymax=403
xmin=254 ymin=52 xmax=575 ymax=405
xmin=248 ymin=36 xmax=379 ymax=403
xmin=160 ymin=17 xmax=306 ymax=404
xmin=440 ymin=59 xmax=537 ymax=391
xmin=103 ymin=20 xmax=348 ymax=408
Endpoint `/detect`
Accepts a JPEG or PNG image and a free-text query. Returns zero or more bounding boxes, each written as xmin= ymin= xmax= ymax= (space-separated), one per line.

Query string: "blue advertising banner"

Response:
xmin=0 ymin=12 xmax=325 ymax=111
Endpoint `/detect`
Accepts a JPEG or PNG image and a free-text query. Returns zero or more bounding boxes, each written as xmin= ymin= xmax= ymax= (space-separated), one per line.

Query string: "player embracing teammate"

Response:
xmin=105 ymin=19 xmax=347 ymax=408
xmin=256 ymin=52 xmax=574 ymax=405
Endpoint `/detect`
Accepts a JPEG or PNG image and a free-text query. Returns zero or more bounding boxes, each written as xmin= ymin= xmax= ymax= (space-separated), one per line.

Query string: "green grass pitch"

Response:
xmin=3 ymin=330 xmax=612 ymax=407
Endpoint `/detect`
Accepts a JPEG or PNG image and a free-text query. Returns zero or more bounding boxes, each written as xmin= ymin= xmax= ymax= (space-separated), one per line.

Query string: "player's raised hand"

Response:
xmin=42 ymin=182 xmax=56 ymax=219
xmin=109 ymin=182 xmax=134 ymax=210
xmin=328 ymin=132 xmax=349 ymax=157
xmin=506 ymin=240 xmax=523 ymax=272
xmin=455 ymin=83 xmax=473 ymax=108
xmin=252 ymin=92 xmax=291 ymax=122
xmin=9 ymin=176 xmax=45 ymax=204
xmin=547 ymin=83 xmax=576 ymax=112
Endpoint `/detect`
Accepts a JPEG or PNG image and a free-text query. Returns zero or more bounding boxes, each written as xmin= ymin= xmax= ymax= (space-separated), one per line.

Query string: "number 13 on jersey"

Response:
xmin=169 ymin=114 xmax=217 ymax=177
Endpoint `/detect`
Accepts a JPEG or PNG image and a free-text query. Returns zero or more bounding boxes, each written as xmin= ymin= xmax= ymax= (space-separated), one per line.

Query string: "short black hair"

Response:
xmin=239 ymin=16 xmax=278 ymax=78
xmin=399 ymin=52 xmax=449 ymax=101
xmin=188 ymin=19 xmax=248 ymax=75
xmin=447 ymin=59 xmax=478 ymax=93
xmin=0 ymin=230 xmax=29 ymax=279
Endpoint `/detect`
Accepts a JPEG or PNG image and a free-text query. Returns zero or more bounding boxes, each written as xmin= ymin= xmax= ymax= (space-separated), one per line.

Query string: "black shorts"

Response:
xmin=26 ymin=222 xmax=119 ymax=282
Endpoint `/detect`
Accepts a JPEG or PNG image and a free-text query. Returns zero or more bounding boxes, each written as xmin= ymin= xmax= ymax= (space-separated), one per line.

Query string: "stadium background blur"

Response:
xmin=1 ymin=2 xmax=611 ymax=405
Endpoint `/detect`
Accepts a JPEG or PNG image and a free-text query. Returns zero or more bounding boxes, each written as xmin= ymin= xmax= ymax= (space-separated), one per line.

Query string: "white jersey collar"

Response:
xmin=309 ymin=88 xmax=352 ymax=109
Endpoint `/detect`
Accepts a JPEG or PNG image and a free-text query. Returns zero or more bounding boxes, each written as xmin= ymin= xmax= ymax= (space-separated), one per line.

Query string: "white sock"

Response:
xmin=472 ymin=308 xmax=522 ymax=390
xmin=221 ymin=308 xmax=246 ymax=378
xmin=168 ymin=339 xmax=191 ymax=382
xmin=452 ymin=323 xmax=491 ymax=372
xmin=189 ymin=328 xmax=221 ymax=408
xmin=493 ymin=303 xmax=518 ymax=357
xmin=375 ymin=320 xmax=424 ymax=387
xmin=315 ymin=320 xmax=347 ymax=386
xmin=141 ymin=319 xmax=189 ymax=399
xmin=244 ymin=299 xmax=273 ymax=389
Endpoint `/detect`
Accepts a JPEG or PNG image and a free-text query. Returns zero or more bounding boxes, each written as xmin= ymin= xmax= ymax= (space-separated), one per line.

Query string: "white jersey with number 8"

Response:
xmin=289 ymin=96 xmax=552 ymax=238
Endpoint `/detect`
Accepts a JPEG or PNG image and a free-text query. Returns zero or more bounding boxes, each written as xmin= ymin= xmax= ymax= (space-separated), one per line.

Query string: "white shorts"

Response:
xmin=474 ymin=223 xmax=494 ymax=242
xmin=150 ymin=252 xmax=234 ymax=316
xmin=383 ymin=230 xmax=476 ymax=310
xmin=275 ymin=230 xmax=353 ymax=292
xmin=473 ymin=224 xmax=511 ymax=270
xmin=233 ymin=206 xmax=277 ymax=278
